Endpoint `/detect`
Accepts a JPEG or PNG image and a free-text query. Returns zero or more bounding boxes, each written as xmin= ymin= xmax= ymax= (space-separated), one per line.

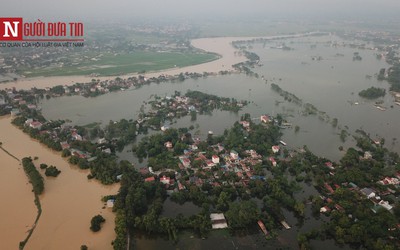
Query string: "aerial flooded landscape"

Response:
xmin=1 ymin=1 xmax=400 ymax=250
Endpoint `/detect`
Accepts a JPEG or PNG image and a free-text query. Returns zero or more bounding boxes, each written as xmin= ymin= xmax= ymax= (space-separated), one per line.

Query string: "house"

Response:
xmin=179 ymin=156 xmax=191 ymax=168
xmin=379 ymin=177 xmax=400 ymax=185
xmin=29 ymin=121 xmax=43 ymax=130
xmin=97 ymin=138 xmax=107 ymax=144
xmin=334 ymin=204 xmax=345 ymax=212
xmin=102 ymin=148 xmax=112 ymax=154
xmin=145 ymin=176 xmax=155 ymax=182
xmin=25 ymin=118 xmax=33 ymax=126
xmin=217 ymin=144 xmax=225 ymax=152
xmin=188 ymin=105 xmax=196 ymax=112
xmin=161 ymin=125 xmax=169 ymax=131
xmin=210 ymin=213 xmax=228 ymax=229
xmin=324 ymin=183 xmax=334 ymax=194
xmin=378 ymin=200 xmax=393 ymax=211
xmin=240 ymin=120 xmax=250 ymax=129
xmin=164 ymin=141 xmax=173 ymax=149
xmin=258 ymin=220 xmax=269 ymax=236
xmin=212 ymin=155 xmax=220 ymax=164
xmin=160 ymin=175 xmax=171 ymax=185
xmin=205 ymin=160 xmax=215 ymax=168
xmin=364 ymin=151 xmax=372 ymax=160
xmin=246 ymin=149 xmax=261 ymax=159
xmin=71 ymin=149 xmax=89 ymax=159
xmin=230 ymin=150 xmax=239 ymax=160
xmin=360 ymin=187 xmax=376 ymax=199
xmin=60 ymin=141 xmax=70 ymax=150
xmin=27 ymin=104 xmax=37 ymax=110
xmin=260 ymin=115 xmax=270 ymax=123
xmin=272 ymin=145 xmax=280 ymax=154
xmin=269 ymin=157 xmax=277 ymax=167
xmin=320 ymin=206 xmax=331 ymax=213
xmin=325 ymin=162 xmax=334 ymax=170
xmin=71 ymin=132 xmax=83 ymax=141
xmin=349 ymin=182 xmax=358 ymax=189
xmin=139 ymin=168 xmax=149 ymax=175
xmin=106 ymin=199 xmax=115 ymax=208
xmin=177 ymin=181 xmax=186 ymax=190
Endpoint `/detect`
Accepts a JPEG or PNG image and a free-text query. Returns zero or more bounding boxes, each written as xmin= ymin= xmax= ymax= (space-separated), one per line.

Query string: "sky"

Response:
xmin=1 ymin=0 xmax=400 ymax=22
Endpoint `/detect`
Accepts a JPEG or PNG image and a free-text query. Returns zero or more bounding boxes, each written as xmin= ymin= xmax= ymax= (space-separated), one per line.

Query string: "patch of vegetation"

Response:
xmin=90 ymin=215 xmax=106 ymax=232
xmin=358 ymin=87 xmax=386 ymax=99
xmin=22 ymin=157 xmax=44 ymax=195
xmin=45 ymin=166 xmax=61 ymax=177
xmin=20 ymin=52 xmax=219 ymax=77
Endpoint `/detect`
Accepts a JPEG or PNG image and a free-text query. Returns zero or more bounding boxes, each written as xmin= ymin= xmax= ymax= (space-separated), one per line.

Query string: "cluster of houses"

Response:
xmin=1 ymin=70 xmax=231 ymax=119
xmin=147 ymin=92 xmax=246 ymax=123
xmin=21 ymin=115 xmax=114 ymax=161
xmin=140 ymin=116 xmax=286 ymax=198
xmin=319 ymin=159 xmax=399 ymax=215
xmin=0 ymin=89 xmax=41 ymax=116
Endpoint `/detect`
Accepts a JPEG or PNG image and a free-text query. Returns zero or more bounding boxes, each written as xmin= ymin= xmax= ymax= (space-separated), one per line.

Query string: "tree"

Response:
xmin=216 ymin=191 xmax=230 ymax=212
xmin=225 ymin=200 xmax=259 ymax=229
xmin=90 ymin=215 xmax=105 ymax=232
xmin=61 ymin=149 xmax=71 ymax=157
xmin=22 ymin=157 xmax=44 ymax=195
xmin=45 ymin=166 xmax=61 ymax=177
xmin=358 ymin=87 xmax=386 ymax=99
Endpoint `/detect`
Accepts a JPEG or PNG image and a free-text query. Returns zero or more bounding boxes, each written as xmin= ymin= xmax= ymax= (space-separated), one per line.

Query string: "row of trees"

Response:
xmin=22 ymin=157 xmax=44 ymax=195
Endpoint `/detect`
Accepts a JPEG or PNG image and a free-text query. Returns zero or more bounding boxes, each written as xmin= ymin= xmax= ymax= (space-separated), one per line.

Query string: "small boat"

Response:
xmin=280 ymin=220 xmax=291 ymax=230
xmin=375 ymin=106 xmax=387 ymax=111
xmin=279 ymin=140 xmax=287 ymax=146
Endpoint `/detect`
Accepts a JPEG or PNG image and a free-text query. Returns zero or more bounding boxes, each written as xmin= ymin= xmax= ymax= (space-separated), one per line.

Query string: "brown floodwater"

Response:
xmin=0 ymin=149 xmax=37 ymax=250
xmin=0 ymin=116 xmax=119 ymax=249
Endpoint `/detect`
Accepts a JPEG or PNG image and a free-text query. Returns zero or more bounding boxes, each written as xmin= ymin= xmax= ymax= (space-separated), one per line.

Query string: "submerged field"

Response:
xmin=20 ymin=51 xmax=219 ymax=77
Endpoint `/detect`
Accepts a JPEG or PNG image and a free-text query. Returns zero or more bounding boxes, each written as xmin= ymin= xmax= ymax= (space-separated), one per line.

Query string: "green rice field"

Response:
xmin=21 ymin=51 xmax=219 ymax=77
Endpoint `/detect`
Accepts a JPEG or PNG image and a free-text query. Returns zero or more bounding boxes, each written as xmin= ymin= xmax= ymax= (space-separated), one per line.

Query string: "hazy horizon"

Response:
xmin=1 ymin=0 xmax=400 ymax=23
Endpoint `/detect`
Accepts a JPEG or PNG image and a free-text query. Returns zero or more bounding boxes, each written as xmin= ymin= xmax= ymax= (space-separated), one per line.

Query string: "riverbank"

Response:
xmin=0 ymin=36 xmax=245 ymax=91
xmin=0 ymin=33 xmax=316 ymax=91
xmin=0 ymin=116 xmax=119 ymax=249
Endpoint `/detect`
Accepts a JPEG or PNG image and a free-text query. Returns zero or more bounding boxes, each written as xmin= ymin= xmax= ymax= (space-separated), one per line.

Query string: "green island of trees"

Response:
xmin=22 ymin=157 xmax=44 ymax=195
xmin=358 ymin=87 xmax=386 ymax=99
xmin=90 ymin=215 xmax=106 ymax=232
xmin=45 ymin=166 xmax=61 ymax=177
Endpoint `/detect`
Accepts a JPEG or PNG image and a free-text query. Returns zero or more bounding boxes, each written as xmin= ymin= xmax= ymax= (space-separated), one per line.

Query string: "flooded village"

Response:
xmin=1 ymin=12 xmax=400 ymax=250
